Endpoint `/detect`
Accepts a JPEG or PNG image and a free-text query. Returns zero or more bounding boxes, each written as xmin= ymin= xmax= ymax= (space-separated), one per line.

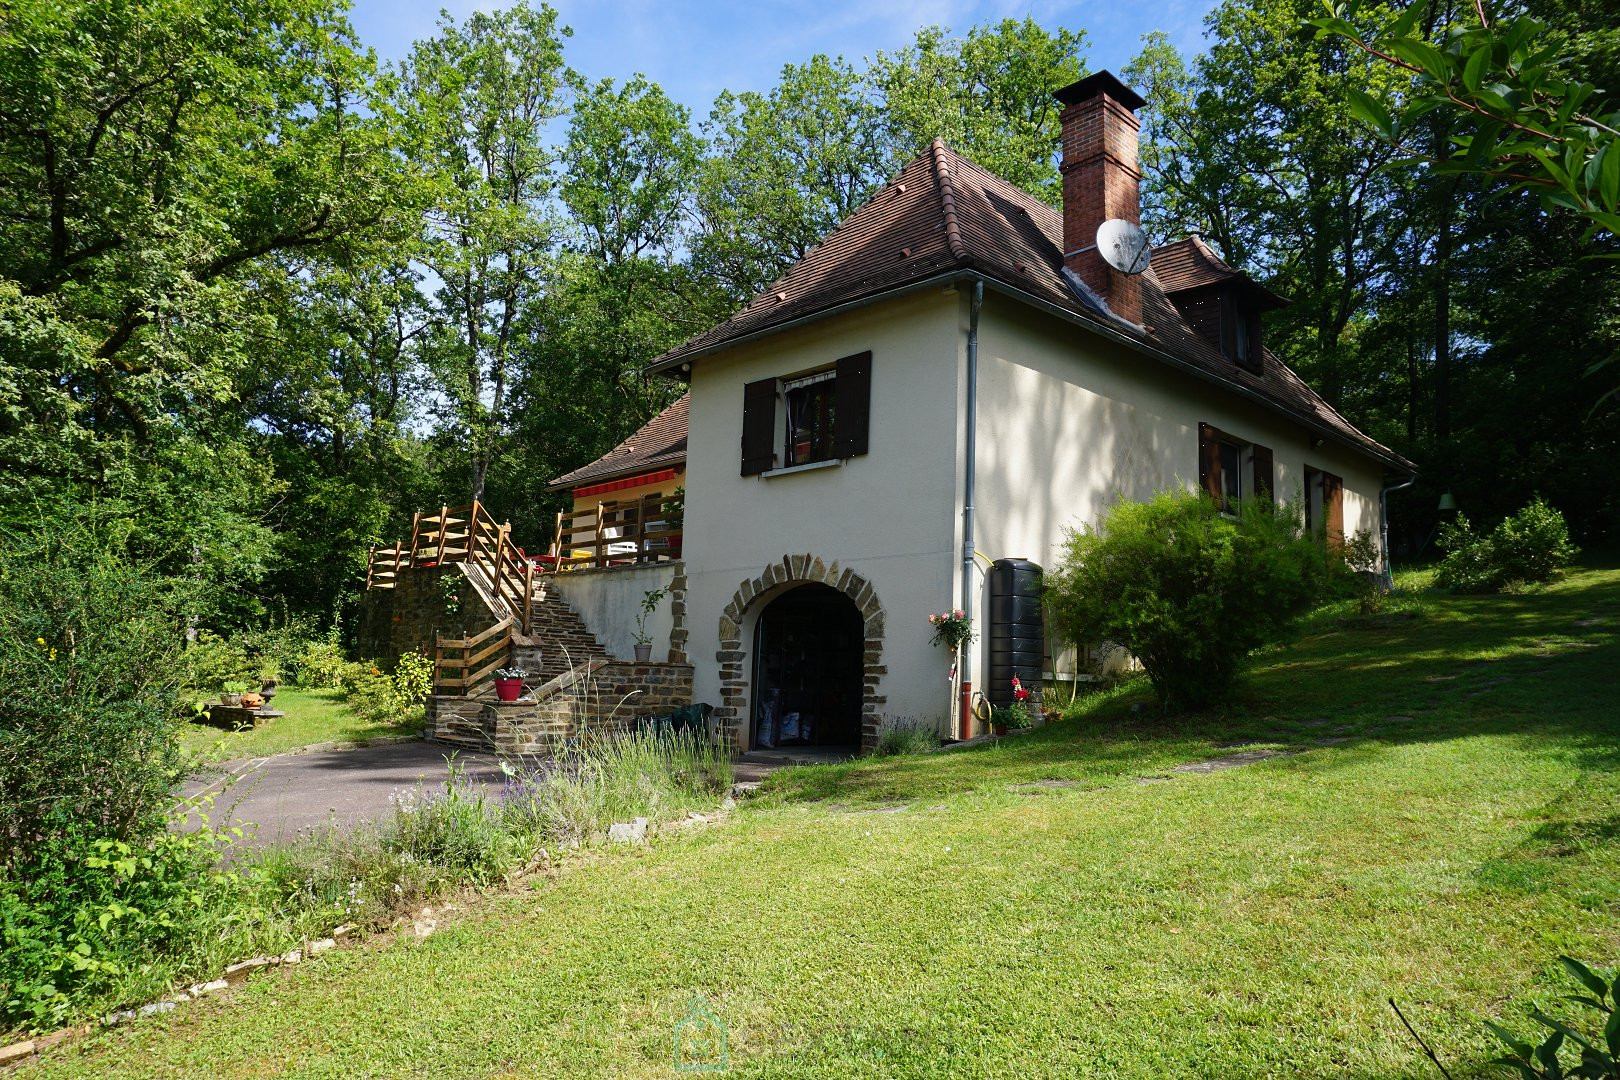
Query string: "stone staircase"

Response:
xmin=511 ymin=581 xmax=612 ymax=684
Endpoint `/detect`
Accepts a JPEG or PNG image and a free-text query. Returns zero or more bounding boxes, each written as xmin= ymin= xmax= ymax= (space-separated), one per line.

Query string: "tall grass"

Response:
xmin=4 ymin=732 xmax=733 ymax=1037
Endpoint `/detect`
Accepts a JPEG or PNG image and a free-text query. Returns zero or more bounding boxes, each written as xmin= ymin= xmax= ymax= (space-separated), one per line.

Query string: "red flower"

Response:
xmin=1012 ymin=676 xmax=1030 ymax=701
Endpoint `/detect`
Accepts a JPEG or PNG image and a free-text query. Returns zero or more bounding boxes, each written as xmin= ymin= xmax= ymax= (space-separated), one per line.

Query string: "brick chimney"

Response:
xmin=1055 ymin=71 xmax=1147 ymax=326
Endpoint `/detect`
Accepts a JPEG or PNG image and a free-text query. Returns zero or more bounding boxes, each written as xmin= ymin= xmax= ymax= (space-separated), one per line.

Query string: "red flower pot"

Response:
xmin=495 ymin=677 xmax=522 ymax=702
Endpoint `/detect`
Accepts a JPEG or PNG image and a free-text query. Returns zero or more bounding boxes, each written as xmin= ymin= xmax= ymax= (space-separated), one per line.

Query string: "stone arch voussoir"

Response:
xmin=712 ymin=553 xmax=885 ymax=751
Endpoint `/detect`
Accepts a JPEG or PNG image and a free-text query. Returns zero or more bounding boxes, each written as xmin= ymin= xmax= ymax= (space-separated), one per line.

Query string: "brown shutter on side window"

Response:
xmin=832 ymin=350 xmax=872 ymax=458
xmin=1251 ymin=443 xmax=1274 ymax=501
xmin=1323 ymin=471 xmax=1344 ymax=545
xmin=1197 ymin=423 xmax=1222 ymax=499
xmin=741 ymin=378 xmax=777 ymax=476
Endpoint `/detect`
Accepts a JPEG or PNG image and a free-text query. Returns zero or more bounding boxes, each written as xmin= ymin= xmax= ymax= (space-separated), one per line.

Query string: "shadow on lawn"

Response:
xmin=762 ymin=569 xmax=1620 ymax=807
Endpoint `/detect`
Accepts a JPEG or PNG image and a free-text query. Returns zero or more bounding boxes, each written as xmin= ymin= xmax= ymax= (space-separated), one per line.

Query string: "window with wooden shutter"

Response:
xmin=740 ymin=378 xmax=777 ymax=476
xmin=831 ymin=350 xmax=871 ymax=459
xmin=1323 ymin=471 xmax=1344 ymax=546
xmin=1251 ymin=443 xmax=1274 ymax=501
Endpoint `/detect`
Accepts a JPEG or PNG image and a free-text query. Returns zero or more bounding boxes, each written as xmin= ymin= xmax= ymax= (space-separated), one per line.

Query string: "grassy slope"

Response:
xmin=36 ymin=569 xmax=1620 ymax=1078
xmin=178 ymin=689 xmax=422 ymax=764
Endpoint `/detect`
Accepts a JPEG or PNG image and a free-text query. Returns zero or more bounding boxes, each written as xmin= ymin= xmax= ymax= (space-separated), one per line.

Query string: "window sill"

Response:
xmin=761 ymin=458 xmax=841 ymax=479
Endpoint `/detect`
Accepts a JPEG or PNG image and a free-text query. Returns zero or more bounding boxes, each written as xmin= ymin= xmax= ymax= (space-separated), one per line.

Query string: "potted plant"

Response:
xmin=927 ymin=609 xmax=974 ymax=652
xmin=221 ymin=679 xmax=250 ymax=707
xmin=633 ymin=583 xmax=670 ymax=662
xmin=494 ymin=666 xmax=527 ymax=703
xmin=991 ymin=700 xmax=1033 ymax=737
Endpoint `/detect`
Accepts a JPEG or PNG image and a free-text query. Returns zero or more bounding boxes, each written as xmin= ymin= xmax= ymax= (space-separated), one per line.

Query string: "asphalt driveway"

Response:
xmin=179 ymin=740 xmax=804 ymax=848
xmin=182 ymin=741 xmax=510 ymax=846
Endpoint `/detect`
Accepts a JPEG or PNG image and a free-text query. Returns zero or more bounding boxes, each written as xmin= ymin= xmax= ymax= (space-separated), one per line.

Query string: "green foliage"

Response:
xmin=1485 ymin=956 xmax=1620 ymax=1079
xmin=1436 ymin=498 xmax=1579 ymax=593
xmin=0 ymin=506 xmax=190 ymax=864
xmin=992 ymin=701 xmax=1036 ymax=731
xmin=181 ymin=633 xmax=258 ymax=696
xmin=1312 ymin=0 xmax=1620 ymax=237
xmin=873 ymin=718 xmax=943 ymax=757
xmin=332 ymin=651 xmax=434 ymax=726
xmin=1046 ymin=491 xmax=1332 ymax=710
xmin=0 ymin=825 xmax=238 ymax=1032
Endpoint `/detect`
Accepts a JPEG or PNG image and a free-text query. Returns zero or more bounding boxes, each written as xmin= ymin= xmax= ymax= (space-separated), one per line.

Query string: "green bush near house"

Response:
xmin=1046 ymin=490 xmax=1332 ymax=710
xmin=1436 ymin=497 xmax=1578 ymax=594
xmin=873 ymin=717 xmax=943 ymax=756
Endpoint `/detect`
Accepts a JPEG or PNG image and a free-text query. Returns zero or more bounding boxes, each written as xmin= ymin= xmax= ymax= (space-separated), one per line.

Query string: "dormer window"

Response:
xmin=1154 ymin=236 xmax=1286 ymax=377
xmin=1224 ymin=295 xmax=1263 ymax=375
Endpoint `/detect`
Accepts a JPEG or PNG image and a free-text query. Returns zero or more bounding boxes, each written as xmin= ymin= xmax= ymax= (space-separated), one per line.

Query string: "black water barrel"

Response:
xmin=987 ymin=558 xmax=1043 ymax=707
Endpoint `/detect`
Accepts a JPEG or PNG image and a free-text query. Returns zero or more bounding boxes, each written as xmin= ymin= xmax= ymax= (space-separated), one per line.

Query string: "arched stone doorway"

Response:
xmin=713 ymin=554 xmax=884 ymax=751
xmin=752 ymin=584 xmax=863 ymax=749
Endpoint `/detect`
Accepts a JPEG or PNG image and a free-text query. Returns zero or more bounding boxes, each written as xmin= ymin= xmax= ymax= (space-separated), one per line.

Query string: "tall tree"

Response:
xmin=400 ymin=2 xmax=571 ymax=503
xmin=873 ymin=18 xmax=1089 ymax=204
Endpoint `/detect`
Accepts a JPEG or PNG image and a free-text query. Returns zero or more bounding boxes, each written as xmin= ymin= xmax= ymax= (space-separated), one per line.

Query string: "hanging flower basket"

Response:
xmin=926 ymin=609 xmax=974 ymax=651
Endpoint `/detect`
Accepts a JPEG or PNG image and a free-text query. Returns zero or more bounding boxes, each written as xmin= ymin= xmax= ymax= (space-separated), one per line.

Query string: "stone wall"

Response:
xmin=425 ymin=661 xmax=696 ymax=755
xmin=358 ymin=563 xmax=499 ymax=664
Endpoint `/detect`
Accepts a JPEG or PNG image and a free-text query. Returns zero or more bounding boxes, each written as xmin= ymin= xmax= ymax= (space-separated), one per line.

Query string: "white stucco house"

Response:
xmin=551 ymin=70 xmax=1414 ymax=753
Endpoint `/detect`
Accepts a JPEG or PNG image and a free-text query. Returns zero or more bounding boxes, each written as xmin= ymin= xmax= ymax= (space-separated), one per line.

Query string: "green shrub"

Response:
xmin=1046 ymin=491 xmax=1332 ymax=710
xmin=180 ymin=631 xmax=258 ymax=697
xmin=0 ymin=824 xmax=239 ymax=1031
xmin=333 ymin=651 xmax=432 ymax=727
xmin=1436 ymin=498 xmax=1578 ymax=593
xmin=0 ymin=507 xmax=191 ymax=864
xmin=293 ymin=638 xmax=351 ymax=689
xmin=873 ymin=717 xmax=942 ymax=756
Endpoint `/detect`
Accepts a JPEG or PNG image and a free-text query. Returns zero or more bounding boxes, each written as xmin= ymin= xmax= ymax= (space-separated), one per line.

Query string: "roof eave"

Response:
xmin=645 ymin=265 xmax=1413 ymax=477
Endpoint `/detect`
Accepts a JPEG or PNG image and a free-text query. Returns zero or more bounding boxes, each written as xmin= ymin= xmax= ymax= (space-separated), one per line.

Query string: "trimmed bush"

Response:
xmin=1435 ymin=498 xmax=1578 ymax=593
xmin=1046 ymin=491 xmax=1332 ymax=710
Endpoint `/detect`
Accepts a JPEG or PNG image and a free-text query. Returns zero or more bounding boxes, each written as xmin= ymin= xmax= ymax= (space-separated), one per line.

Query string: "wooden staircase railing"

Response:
xmin=433 ymin=616 xmax=514 ymax=694
xmin=366 ymin=499 xmax=543 ymax=696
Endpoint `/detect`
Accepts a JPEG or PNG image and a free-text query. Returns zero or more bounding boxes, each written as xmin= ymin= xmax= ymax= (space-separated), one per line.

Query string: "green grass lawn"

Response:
xmin=178 ymin=688 xmax=422 ymax=764
xmin=35 ymin=568 xmax=1620 ymax=1078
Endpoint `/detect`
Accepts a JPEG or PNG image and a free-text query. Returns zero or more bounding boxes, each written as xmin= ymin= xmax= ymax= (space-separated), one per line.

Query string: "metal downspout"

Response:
xmin=1380 ymin=475 xmax=1416 ymax=590
xmin=960 ymin=280 xmax=983 ymax=736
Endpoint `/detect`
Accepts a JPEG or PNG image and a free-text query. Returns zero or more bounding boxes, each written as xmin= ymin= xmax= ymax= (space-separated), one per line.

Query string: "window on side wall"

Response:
xmin=740 ymin=351 xmax=872 ymax=476
xmin=1302 ymin=465 xmax=1344 ymax=544
xmin=1198 ymin=422 xmax=1273 ymax=511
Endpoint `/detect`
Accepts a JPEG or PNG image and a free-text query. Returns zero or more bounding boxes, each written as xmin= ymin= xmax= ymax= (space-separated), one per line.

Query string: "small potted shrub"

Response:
xmin=992 ymin=677 xmax=1035 ymax=735
xmin=493 ymin=666 xmax=527 ymax=703
xmin=634 ymin=583 xmax=670 ymax=662
xmin=221 ymin=679 xmax=250 ymax=707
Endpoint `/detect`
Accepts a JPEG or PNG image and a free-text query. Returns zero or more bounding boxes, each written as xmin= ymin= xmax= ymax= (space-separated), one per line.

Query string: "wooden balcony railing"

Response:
xmin=548 ymin=493 xmax=682 ymax=571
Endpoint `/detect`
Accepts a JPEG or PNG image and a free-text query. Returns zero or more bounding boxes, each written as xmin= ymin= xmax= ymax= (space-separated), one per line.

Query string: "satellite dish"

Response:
xmin=1096 ymin=219 xmax=1152 ymax=275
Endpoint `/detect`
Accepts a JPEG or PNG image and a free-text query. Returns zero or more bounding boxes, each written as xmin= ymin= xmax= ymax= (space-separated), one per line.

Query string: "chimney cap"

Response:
xmin=1054 ymin=70 xmax=1145 ymax=111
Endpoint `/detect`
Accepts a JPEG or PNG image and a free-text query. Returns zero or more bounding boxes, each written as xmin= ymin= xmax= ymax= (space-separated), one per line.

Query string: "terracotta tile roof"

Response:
xmin=1151 ymin=235 xmax=1243 ymax=292
xmin=549 ymin=394 xmax=688 ymax=490
xmin=646 ymin=141 xmax=1411 ymax=473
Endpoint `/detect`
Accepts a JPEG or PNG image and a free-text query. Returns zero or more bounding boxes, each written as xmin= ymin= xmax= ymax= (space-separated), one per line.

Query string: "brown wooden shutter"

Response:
xmin=1323 ymin=471 xmax=1344 ymax=546
xmin=832 ymin=350 xmax=872 ymax=458
xmin=1251 ymin=443 xmax=1274 ymax=501
xmin=740 ymin=378 xmax=777 ymax=476
xmin=1197 ymin=423 xmax=1222 ymax=499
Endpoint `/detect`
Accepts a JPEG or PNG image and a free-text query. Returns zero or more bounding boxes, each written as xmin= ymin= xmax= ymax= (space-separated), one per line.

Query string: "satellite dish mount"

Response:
xmin=1096 ymin=219 xmax=1151 ymax=275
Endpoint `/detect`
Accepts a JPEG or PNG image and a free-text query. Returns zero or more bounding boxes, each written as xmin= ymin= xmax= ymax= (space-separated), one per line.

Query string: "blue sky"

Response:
xmin=346 ymin=0 xmax=1217 ymax=117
